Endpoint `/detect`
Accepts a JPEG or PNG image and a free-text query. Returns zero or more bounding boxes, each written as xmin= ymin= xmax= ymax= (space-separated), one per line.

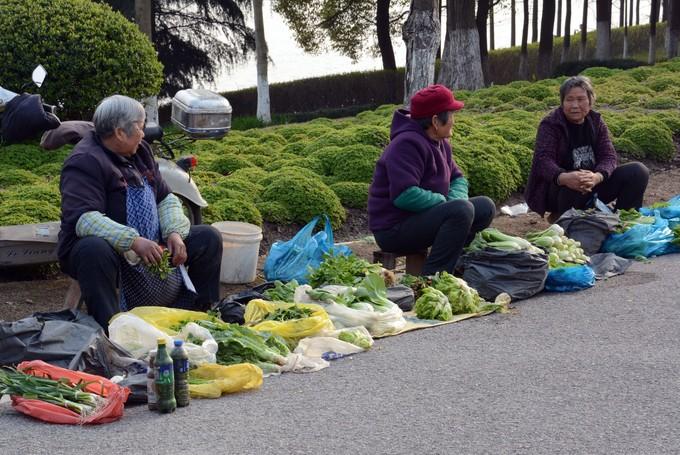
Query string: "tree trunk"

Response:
xmin=579 ymin=0 xmax=588 ymax=59
xmin=439 ymin=0 xmax=485 ymax=90
xmin=254 ymin=0 xmax=271 ymax=124
xmin=595 ymin=0 xmax=612 ymax=60
xmin=557 ymin=0 xmax=562 ymax=36
xmin=619 ymin=0 xmax=625 ymax=26
xmin=134 ymin=0 xmax=158 ymax=126
xmin=649 ymin=0 xmax=660 ymax=64
xmin=562 ymin=0 xmax=572 ymax=62
xmin=629 ymin=0 xmax=635 ymax=28
xmin=668 ymin=0 xmax=680 ymax=58
xmin=532 ymin=0 xmax=539 ymax=42
xmin=490 ymin=4 xmax=495 ymax=50
xmin=519 ymin=0 xmax=530 ymax=78
xmin=403 ymin=0 xmax=440 ymax=107
xmin=511 ymin=0 xmax=516 ymax=46
xmin=662 ymin=0 xmax=669 ymax=21
xmin=637 ymin=0 xmax=640 ymax=25
xmin=537 ymin=0 xmax=556 ymax=78
xmin=623 ymin=0 xmax=630 ymax=57
xmin=377 ymin=0 xmax=397 ymax=70
xmin=477 ymin=0 xmax=491 ymax=83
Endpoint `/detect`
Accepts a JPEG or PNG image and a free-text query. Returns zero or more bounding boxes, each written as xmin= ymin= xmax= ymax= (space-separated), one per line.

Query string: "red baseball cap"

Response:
xmin=410 ymin=84 xmax=464 ymax=119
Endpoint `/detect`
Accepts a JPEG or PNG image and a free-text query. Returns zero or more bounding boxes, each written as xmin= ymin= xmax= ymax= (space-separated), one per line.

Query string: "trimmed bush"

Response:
xmin=0 ymin=169 xmax=44 ymax=189
xmin=612 ymin=137 xmax=645 ymax=159
xmin=644 ymin=97 xmax=677 ymax=109
xmin=650 ymin=111 xmax=680 ymax=134
xmin=1 ymin=184 xmax=60 ymax=205
xmin=0 ymin=199 xmax=61 ymax=224
xmin=217 ymin=177 xmax=264 ymax=201
xmin=644 ymin=75 xmax=680 ymax=92
xmin=208 ymin=155 xmax=255 ymax=175
xmin=202 ymin=198 xmax=263 ymax=226
xmin=256 ymin=201 xmax=292 ymax=224
xmin=0 ymin=0 xmax=162 ymax=119
xmin=260 ymin=172 xmax=346 ymax=228
xmin=345 ymin=125 xmax=391 ymax=149
xmin=229 ymin=167 xmax=270 ymax=182
xmin=328 ymin=144 xmax=382 ymax=183
xmin=329 ymin=182 xmax=369 ymax=209
xmin=191 ymin=170 xmax=225 ymax=187
xmin=200 ymin=186 xmax=244 ymax=205
xmin=620 ymin=122 xmax=675 ymax=162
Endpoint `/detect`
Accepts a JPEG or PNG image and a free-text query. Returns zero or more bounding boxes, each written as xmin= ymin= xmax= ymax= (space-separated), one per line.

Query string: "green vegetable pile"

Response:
xmin=431 ymin=271 xmax=487 ymax=315
xmin=525 ymin=224 xmax=589 ymax=268
xmin=263 ymin=305 xmax=314 ymax=322
xmin=146 ymin=250 xmax=175 ymax=280
xmin=337 ymin=329 xmax=373 ymax=350
xmin=306 ymin=272 xmax=394 ymax=312
xmin=414 ymin=287 xmax=453 ymax=321
xmin=614 ymin=209 xmax=655 ymax=233
xmin=0 ymin=368 xmax=105 ymax=416
xmin=263 ymin=280 xmax=299 ymax=302
xmin=466 ymin=228 xmax=543 ymax=254
xmin=307 ymin=253 xmax=383 ymax=287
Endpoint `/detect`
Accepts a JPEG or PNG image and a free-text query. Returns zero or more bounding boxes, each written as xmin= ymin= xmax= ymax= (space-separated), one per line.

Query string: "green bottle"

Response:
xmin=171 ymin=339 xmax=190 ymax=407
xmin=155 ymin=338 xmax=176 ymax=413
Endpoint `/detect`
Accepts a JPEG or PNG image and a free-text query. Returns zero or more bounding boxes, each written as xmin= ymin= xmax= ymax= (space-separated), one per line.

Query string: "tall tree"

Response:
xmin=511 ymin=0 xmax=517 ymax=46
xmin=253 ymin=0 xmax=270 ymax=124
xmin=490 ymin=2 xmax=495 ymax=50
xmin=579 ymin=0 xmax=588 ymax=59
xmin=595 ymin=0 xmax=612 ymax=59
xmin=668 ymin=0 xmax=680 ymax=58
xmin=532 ymin=0 xmax=539 ymax=41
xmin=561 ymin=0 xmax=572 ymax=62
xmin=537 ymin=0 xmax=556 ymax=78
xmin=649 ymin=0 xmax=661 ymax=63
xmin=662 ymin=0 xmax=669 ymax=20
xmin=519 ymin=0 xmax=530 ymax=78
xmin=620 ymin=0 xmax=625 ymax=26
xmin=623 ymin=0 xmax=630 ymax=57
xmin=557 ymin=0 xmax=562 ymax=35
xmin=476 ymin=0 xmax=491 ymax=83
xmin=275 ymin=0 xmax=409 ymax=71
xmin=439 ymin=0 xmax=485 ymax=90
xmin=403 ymin=0 xmax=440 ymax=106
xmin=105 ymin=0 xmax=256 ymax=96
xmin=637 ymin=0 xmax=641 ymax=24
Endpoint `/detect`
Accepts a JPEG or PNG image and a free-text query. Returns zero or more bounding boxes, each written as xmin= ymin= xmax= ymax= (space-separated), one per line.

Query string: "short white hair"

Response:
xmin=92 ymin=94 xmax=145 ymax=138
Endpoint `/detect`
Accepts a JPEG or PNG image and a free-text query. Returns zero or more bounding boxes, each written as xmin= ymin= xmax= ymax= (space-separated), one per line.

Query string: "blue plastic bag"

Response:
xmin=544 ymin=265 xmax=596 ymax=292
xmin=601 ymin=213 xmax=680 ymax=258
xmin=263 ymin=215 xmax=352 ymax=283
xmin=640 ymin=194 xmax=680 ymax=219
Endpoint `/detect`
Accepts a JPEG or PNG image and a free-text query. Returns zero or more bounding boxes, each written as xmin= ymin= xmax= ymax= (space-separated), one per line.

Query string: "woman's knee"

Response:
xmin=471 ymin=196 xmax=496 ymax=222
xmin=617 ymin=162 xmax=650 ymax=183
xmin=440 ymin=199 xmax=475 ymax=223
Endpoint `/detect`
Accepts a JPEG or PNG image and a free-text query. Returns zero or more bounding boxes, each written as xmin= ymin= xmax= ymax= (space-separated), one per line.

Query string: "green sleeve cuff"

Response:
xmin=448 ymin=176 xmax=469 ymax=200
xmin=75 ymin=211 xmax=139 ymax=253
xmin=394 ymin=186 xmax=446 ymax=212
xmin=158 ymin=193 xmax=191 ymax=241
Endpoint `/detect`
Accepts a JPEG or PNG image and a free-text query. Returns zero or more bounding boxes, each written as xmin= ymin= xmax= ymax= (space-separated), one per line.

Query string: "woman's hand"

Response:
xmin=131 ymin=237 xmax=164 ymax=265
xmin=579 ymin=171 xmax=604 ymax=192
xmin=166 ymin=232 xmax=188 ymax=266
xmin=558 ymin=171 xmax=590 ymax=193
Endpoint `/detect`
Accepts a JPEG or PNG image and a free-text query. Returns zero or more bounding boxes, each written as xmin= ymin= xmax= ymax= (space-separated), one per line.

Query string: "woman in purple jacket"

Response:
xmin=525 ymin=76 xmax=649 ymax=222
xmin=368 ymin=85 xmax=495 ymax=276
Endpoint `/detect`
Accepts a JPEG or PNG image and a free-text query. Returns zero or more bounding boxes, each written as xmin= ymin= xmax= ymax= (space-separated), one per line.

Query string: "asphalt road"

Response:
xmin=2 ymin=255 xmax=680 ymax=455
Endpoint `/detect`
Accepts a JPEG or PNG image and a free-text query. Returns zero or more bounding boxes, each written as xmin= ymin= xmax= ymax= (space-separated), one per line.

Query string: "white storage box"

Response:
xmin=171 ymin=89 xmax=232 ymax=139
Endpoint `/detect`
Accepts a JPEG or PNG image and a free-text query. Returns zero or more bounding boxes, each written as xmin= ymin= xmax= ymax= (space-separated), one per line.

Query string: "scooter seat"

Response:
xmin=143 ymin=123 xmax=163 ymax=142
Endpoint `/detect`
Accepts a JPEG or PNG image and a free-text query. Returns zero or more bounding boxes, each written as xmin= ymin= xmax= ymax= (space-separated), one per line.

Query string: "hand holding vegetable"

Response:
xmin=131 ymin=236 xmax=164 ymax=265
xmin=166 ymin=232 xmax=187 ymax=266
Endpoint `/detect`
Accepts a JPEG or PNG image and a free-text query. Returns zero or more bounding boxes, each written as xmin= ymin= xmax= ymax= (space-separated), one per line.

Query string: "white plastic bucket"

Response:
xmin=211 ymin=221 xmax=263 ymax=284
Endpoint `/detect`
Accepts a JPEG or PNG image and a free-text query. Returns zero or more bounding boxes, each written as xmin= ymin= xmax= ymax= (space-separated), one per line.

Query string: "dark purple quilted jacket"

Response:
xmin=524 ymin=108 xmax=618 ymax=216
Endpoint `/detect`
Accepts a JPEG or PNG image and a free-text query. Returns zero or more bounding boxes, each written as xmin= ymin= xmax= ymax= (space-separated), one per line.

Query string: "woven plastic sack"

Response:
xmin=544 ymin=265 xmax=596 ymax=292
xmin=188 ymin=363 xmax=263 ymax=399
xmin=11 ymin=360 xmax=130 ymax=425
xmin=244 ymin=299 xmax=334 ymax=343
xmin=263 ymin=215 xmax=352 ymax=283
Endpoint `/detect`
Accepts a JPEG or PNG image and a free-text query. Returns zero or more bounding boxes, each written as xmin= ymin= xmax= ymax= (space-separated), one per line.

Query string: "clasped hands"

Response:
xmin=558 ymin=170 xmax=604 ymax=194
xmin=130 ymin=232 xmax=187 ymax=267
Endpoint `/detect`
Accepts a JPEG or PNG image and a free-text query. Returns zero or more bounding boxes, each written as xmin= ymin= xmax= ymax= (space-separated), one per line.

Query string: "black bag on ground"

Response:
xmin=556 ymin=209 xmax=620 ymax=256
xmin=462 ymin=249 xmax=549 ymax=301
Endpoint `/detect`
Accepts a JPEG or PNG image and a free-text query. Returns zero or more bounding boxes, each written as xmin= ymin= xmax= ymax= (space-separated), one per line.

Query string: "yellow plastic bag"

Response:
xmin=244 ymin=299 xmax=334 ymax=342
xmin=189 ymin=363 xmax=263 ymax=399
xmin=128 ymin=306 xmax=215 ymax=334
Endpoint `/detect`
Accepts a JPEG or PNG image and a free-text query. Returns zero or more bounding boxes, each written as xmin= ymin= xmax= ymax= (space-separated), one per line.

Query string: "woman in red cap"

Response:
xmin=368 ymin=84 xmax=495 ymax=276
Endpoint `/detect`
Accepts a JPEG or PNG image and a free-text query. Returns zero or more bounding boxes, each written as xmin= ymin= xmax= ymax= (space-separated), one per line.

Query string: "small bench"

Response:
xmin=373 ymin=250 xmax=427 ymax=275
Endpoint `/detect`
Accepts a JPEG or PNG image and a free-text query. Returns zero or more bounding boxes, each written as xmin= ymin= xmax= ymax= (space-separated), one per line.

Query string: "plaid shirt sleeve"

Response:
xmin=158 ymin=193 xmax=190 ymax=241
xmin=75 ymin=211 xmax=139 ymax=253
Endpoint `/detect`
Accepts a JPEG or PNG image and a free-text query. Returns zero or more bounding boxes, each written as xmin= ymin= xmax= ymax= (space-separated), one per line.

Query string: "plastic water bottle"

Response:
xmin=146 ymin=350 xmax=158 ymax=411
xmin=171 ymin=339 xmax=191 ymax=407
xmin=155 ymin=339 xmax=176 ymax=413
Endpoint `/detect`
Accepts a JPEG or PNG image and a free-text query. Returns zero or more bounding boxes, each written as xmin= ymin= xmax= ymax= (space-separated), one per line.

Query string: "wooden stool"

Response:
xmin=373 ymin=250 xmax=427 ymax=275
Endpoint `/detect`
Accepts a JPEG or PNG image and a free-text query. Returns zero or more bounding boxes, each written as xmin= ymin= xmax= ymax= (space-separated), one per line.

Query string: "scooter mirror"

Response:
xmin=32 ymin=65 xmax=47 ymax=88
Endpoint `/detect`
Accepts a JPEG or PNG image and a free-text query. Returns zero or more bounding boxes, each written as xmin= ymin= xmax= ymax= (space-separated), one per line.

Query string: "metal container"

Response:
xmin=171 ymin=89 xmax=232 ymax=139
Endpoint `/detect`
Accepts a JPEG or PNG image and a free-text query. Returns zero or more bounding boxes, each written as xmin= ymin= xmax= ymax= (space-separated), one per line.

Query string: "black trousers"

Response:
xmin=63 ymin=225 xmax=223 ymax=331
xmin=548 ymin=162 xmax=649 ymax=217
xmin=373 ymin=196 xmax=496 ymax=276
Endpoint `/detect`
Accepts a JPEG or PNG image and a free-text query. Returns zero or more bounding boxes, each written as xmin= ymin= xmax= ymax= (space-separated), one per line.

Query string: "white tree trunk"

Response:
xmin=438 ymin=29 xmax=485 ymax=90
xmin=254 ymin=0 xmax=271 ymax=124
xmin=595 ymin=20 xmax=611 ymax=59
xmin=402 ymin=0 xmax=440 ymax=108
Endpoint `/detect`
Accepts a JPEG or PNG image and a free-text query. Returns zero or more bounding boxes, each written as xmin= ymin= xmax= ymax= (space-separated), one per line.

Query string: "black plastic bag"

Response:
xmin=462 ymin=249 xmax=549 ymax=301
xmin=557 ymin=209 xmax=620 ymax=256
xmin=387 ymin=285 xmax=415 ymax=311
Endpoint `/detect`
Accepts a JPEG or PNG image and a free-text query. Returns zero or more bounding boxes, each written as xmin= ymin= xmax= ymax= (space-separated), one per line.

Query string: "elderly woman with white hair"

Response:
xmin=525 ymin=75 xmax=649 ymax=222
xmin=58 ymin=94 xmax=222 ymax=330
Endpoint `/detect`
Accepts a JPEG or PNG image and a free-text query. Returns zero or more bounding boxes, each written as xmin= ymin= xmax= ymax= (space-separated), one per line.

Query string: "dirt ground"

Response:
xmin=2 ymin=160 xmax=680 ymax=323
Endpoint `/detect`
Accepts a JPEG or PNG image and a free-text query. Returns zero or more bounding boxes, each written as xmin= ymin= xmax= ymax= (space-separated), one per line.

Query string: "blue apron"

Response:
xmin=119 ymin=177 xmax=185 ymax=311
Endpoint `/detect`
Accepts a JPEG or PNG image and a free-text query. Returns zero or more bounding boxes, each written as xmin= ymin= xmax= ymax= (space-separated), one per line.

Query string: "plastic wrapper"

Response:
xmin=544 ymin=265 xmax=596 ymax=292
xmin=602 ymin=214 xmax=680 ymax=258
xmin=188 ymin=363 xmax=263 ymax=399
xmin=244 ymin=299 xmax=334 ymax=343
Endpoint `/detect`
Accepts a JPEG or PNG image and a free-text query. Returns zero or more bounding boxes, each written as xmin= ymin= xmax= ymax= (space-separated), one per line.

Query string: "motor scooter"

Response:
xmin=0 ymin=66 xmax=232 ymax=268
